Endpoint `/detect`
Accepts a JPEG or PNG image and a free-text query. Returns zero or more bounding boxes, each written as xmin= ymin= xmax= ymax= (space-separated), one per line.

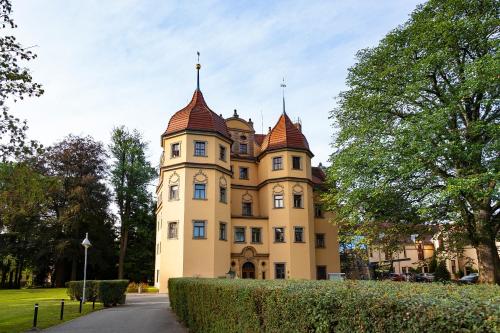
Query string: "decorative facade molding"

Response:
xmin=292 ymin=183 xmax=304 ymax=194
xmin=272 ymin=183 xmax=284 ymax=194
xmin=242 ymin=191 xmax=253 ymax=202
xmin=193 ymin=169 xmax=208 ymax=184
xmin=169 ymin=171 xmax=180 ymax=184
xmin=219 ymin=175 xmax=228 ymax=188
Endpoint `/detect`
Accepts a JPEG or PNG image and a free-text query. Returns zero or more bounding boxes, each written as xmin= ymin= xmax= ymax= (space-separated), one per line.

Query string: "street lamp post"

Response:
xmin=81 ymin=233 xmax=91 ymax=303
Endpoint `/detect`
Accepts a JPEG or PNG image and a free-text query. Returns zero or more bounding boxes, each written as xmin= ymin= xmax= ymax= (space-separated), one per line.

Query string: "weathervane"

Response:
xmin=281 ymin=77 xmax=287 ymax=114
xmin=196 ymin=51 xmax=201 ymax=90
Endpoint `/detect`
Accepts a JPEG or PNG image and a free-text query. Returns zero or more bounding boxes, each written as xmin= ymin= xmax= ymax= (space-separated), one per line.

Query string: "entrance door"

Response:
xmin=242 ymin=262 xmax=255 ymax=279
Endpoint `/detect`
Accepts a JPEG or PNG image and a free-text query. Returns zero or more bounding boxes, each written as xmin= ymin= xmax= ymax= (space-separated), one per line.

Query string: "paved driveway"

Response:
xmin=43 ymin=294 xmax=186 ymax=333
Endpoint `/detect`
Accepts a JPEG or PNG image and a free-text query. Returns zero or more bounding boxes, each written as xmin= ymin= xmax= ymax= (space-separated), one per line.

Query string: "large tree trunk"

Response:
xmin=118 ymin=228 xmax=128 ymax=279
xmin=476 ymin=239 xmax=500 ymax=284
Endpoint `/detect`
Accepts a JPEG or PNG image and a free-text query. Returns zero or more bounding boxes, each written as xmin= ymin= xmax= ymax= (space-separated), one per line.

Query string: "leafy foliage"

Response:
xmin=0 ymin=0 xmax=44 ymax=161
xmin=325 ymin=0 xmax=500 ymax=283
xmin=169 ymin=278 xmax=500 ymax=333
xmin=110 ymin=126 xmax=156 ymax=280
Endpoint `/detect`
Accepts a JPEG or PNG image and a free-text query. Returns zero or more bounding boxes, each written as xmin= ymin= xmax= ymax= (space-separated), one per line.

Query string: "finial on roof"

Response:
xmin=280 ymin=77 xmax=287 ymax=114
xmin=233 ymin=109 xmax=239 ymax=118
xmin=196 ymin=51 xmax=201 ymax=90
xmin=268 ymin=126 xmax=272 ymax=132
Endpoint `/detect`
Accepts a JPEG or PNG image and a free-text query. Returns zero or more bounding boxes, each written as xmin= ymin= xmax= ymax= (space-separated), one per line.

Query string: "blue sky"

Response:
xmin=11 ymin=0 xmax=423 ymax=166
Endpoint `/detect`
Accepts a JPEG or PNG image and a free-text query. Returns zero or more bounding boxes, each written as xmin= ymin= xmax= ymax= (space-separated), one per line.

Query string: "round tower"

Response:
xmin=155 ymin=62 xmax=232 ymax=292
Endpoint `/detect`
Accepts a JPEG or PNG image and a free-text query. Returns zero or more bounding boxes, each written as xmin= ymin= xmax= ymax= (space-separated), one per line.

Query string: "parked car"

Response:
xmin=389 ymin=273 xmax=406 ymax=281
xmin=415 ymin=273 xmax=435 ymax=282
xmin=459 ymin=273 xmax=479 ymax=284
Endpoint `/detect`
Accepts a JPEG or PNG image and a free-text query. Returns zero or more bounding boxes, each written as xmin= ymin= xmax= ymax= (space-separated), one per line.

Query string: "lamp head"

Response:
xmin=81 ymin=233 xmax=91 ymax=248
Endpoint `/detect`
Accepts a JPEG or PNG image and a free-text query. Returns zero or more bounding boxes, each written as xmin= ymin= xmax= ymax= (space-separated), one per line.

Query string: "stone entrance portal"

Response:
xmin=231 ymin=246 xmax=269 ymax=279
xmin=242 ymin=262 xmax=255 ymax=279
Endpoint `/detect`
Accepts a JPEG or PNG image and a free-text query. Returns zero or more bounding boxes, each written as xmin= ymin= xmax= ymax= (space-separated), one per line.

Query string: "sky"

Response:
xmin=10 ymin=0 xmax=423 ymax=167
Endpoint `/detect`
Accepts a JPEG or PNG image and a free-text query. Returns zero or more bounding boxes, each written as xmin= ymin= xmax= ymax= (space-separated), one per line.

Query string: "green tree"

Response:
xmin=42 ymin=135 xmax=116 ymax=286
xmin=110 ymin=127 xmax=156 ymax=280
xmin=0 ymin=162 xmax=58 ymax=287
xmin=434 ymin=261 xmax=451 ymax=282
xmin=326 ymin=0 xmax=499 ymax=283
xmin=0 ymin=0 xmax=44 ymax=161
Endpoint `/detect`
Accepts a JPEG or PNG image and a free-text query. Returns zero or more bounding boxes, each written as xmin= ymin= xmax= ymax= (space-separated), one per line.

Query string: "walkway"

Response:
xmin=43 ymin=294 xmax=186 ymax=333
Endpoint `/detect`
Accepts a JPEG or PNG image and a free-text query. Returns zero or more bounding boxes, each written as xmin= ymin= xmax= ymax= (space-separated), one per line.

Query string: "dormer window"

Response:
xmin=239 ymin=143 xmax=248 ymax=154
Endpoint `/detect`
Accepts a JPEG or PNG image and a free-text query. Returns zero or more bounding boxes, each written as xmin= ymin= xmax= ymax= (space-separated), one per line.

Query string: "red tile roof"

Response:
xmin=164 ymin=90 xmax=230 ymax=139
xmin=312 ymin=166 xmax=326 ymax=185
xmin=254 ymin=134 xmax=266 ymax=146
xmin=260 ymin=113 xmax=310 ymax=153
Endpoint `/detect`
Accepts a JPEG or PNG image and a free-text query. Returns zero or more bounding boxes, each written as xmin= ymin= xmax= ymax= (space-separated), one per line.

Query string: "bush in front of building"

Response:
xmin=168 ymin=278 xmax=500 ymax=333
xmin=67 ymin=280 xmax=128 ymax=307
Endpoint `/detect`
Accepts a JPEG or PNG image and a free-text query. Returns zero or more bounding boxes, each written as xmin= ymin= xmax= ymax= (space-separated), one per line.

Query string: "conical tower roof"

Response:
xmin=260 ymin=113 xmax=310 ymax=153
xmin=163 ymin=89 xmax=230 ymax=139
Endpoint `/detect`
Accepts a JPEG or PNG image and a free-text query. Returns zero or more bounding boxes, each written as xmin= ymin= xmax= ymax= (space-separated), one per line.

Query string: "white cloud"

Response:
xmin=10 ymin=0 xmax=422 ymax=166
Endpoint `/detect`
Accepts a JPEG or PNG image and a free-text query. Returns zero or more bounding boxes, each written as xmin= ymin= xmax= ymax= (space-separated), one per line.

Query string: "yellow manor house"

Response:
xmin=154 ymin=65 xmax=340 ymax=292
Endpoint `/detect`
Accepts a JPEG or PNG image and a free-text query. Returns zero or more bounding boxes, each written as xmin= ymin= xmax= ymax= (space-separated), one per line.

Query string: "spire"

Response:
xmin=196 ymin=51 xmax=201 ymax=90
xmin=281 ymin=77 xmax=286 ymax=114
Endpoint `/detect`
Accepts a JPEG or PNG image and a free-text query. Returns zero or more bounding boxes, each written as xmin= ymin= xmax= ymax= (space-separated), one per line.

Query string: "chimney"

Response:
xmin=294 ymin=117 xmax=302 ymax=132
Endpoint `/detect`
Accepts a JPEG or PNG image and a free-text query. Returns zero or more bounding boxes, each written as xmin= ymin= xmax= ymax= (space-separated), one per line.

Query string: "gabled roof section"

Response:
xmin=260 ymin=113 xmax=310 ymax=154
xmin=254 ymin=134 xmax=266 ymax=146
xmin=164 ymin=90 xmax=230 ymax=139
xmin=312 ymin=166 xmax=326 ymax=185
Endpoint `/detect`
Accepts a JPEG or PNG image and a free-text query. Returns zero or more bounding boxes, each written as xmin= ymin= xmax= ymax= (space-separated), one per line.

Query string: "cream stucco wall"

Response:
xmin=155 ymin=119 xmax=340 ymax=291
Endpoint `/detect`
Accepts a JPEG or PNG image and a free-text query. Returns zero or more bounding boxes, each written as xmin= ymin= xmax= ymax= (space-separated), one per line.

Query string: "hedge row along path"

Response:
xmin=43 ymin=294 xmax=186 ymax=333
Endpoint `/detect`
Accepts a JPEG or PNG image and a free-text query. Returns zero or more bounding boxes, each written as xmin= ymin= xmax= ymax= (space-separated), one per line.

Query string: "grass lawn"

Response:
xmin=0 ymin=288 xmax=103 ymax=333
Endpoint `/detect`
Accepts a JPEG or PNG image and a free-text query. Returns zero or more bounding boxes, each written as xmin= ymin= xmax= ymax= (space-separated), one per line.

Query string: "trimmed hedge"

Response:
xmin=169 ymin=278 xmax=500 ymax=333
xmin=67 ymin=280 xmax=128 ymax=307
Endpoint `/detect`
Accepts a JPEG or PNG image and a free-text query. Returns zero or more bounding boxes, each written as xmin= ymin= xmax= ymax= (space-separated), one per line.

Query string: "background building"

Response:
xmin=154 ymin=65 xmax=340 ymax=292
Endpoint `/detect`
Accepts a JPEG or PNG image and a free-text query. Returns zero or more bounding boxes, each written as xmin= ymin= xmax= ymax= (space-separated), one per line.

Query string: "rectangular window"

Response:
xmin=272 ymin=156 xmax=283 ymax=170
xmin=274 ymin=194 xmax=284 ymax=208
xmin=167 ymin=222 xmax=177 ymax=239
xmin=194 ymin=141 xmax=206 ymax=156
xmin=194 ymin=184 xmax=206 ymax=199
xmin=294 ymin=227 xmax=304 ymax=242
xmin=219 ymin=145 xmax=226 ymax=161
xmin=251 ymin=228 xmax=261 ymax=243
xmin=168 ymin=222 xmax=178 ymax=239
xmin=315 ymin=233 xmax=325 ymax=248
xmin=274 ymin=227 xmax=285 ymax=243
xmin=171 ymin=143 xmax=181 ymax=158
xmin=403 ymin=247 xmax=407 ymax=258
xmin=239 ymin=143 xmax=248 ymax=154
xmin=275 ymin=263 xmax=286 ymax=279
xmin=239 ymin=167 xmax=249 ymax=179
xmin=292 ymin=156 xmax=301 ymax=169
xmin=219 ymin=222 xmax=227 ymax=241
xmin=242 ymin=202 xmax=252 ymax=216
xmin=234 ymin=227 xmax=245 ymax=243
xmin=314 ymin=204 xmax=323 ymax=218
xmin=193 ymin=220 xmax=206 ymax=239
xmin=293 ymin=194 xmax=302 ymax=208
xmin=156 ymin=270 xmax=159 ymax=283
xmin=230 ymin=165 xmax=234 ymax=178
xmin=219 ymin=187 xmax=227 ymax=203
xmin=169 ymin=185 xmax=179 ymax=200
xmin=316 ymin=266 xmax=327 ymax=280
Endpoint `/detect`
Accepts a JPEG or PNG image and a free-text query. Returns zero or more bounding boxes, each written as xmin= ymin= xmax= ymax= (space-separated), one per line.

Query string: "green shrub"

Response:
xmin=98 ymin=280 xmax=128 ymax=307
xmin=169 ymin=278 xmax=500 ymax=333
xmin=67 ymin=280 xmax=99 ymax=301
xmin=67 ymin=280 xmax=128 ymax=307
